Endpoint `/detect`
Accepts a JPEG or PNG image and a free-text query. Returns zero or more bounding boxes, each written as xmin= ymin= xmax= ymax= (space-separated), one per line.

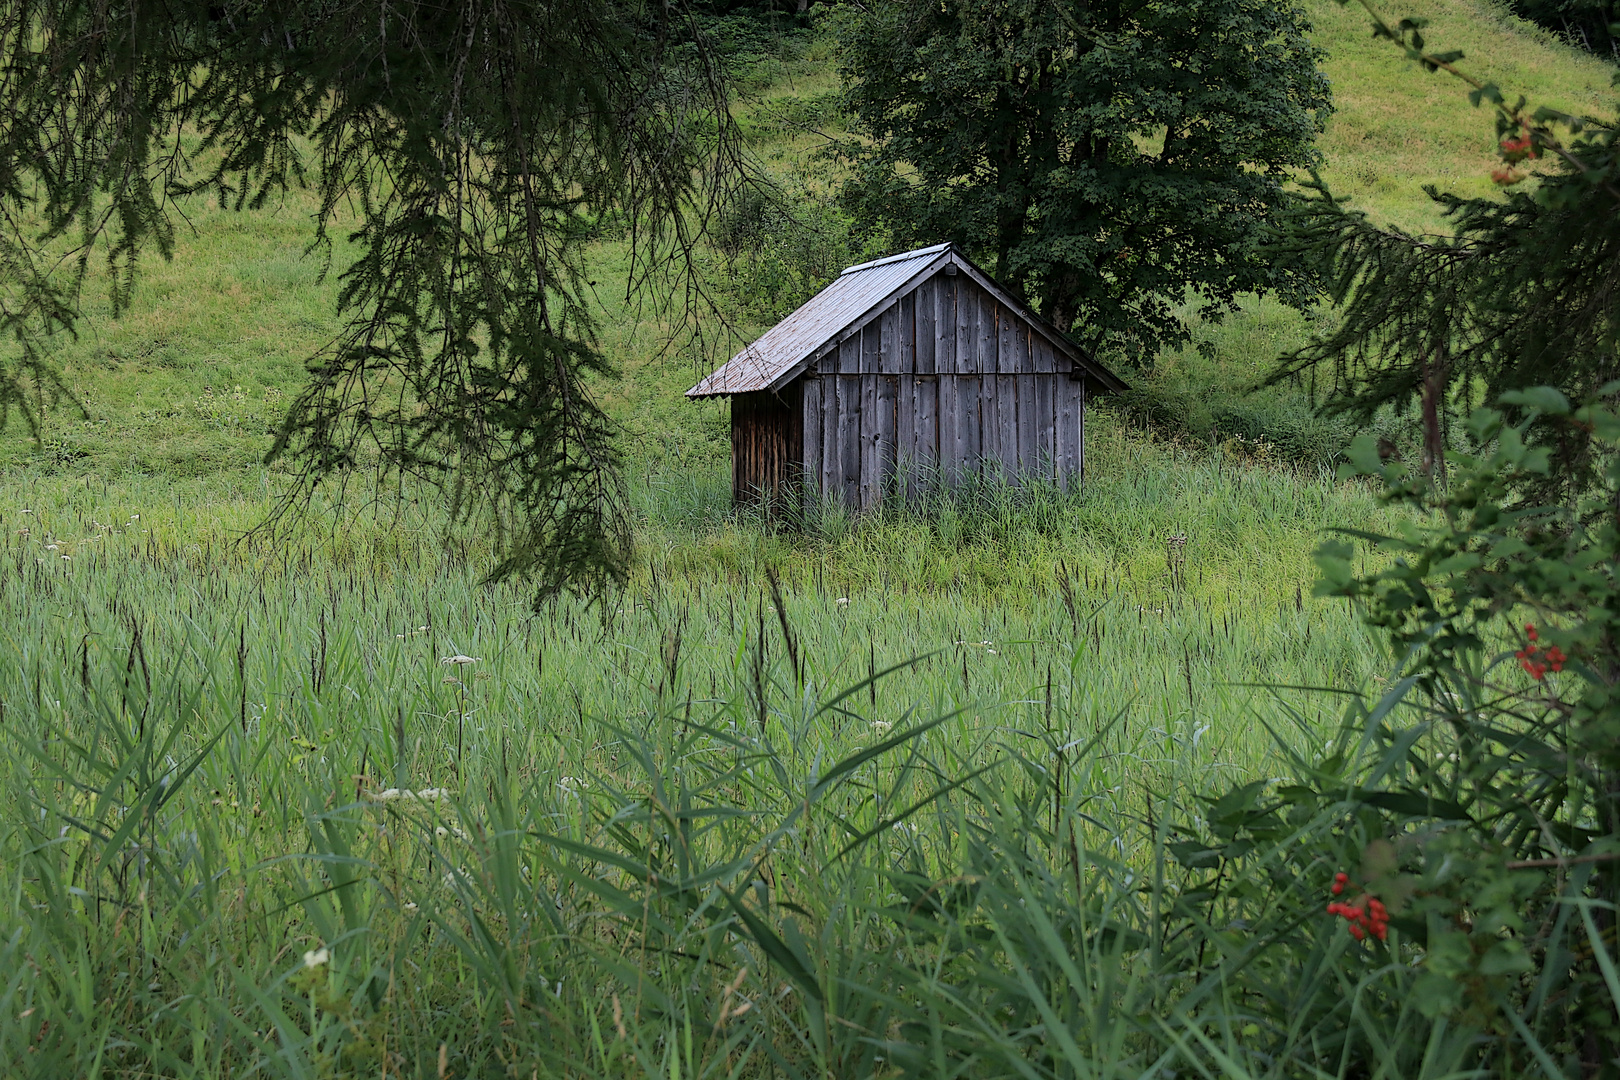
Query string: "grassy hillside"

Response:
xmin=4 ymin=0 xmax=1613 ymax=480
xmin=1310 ymin=0 xmax=1615 ymax=231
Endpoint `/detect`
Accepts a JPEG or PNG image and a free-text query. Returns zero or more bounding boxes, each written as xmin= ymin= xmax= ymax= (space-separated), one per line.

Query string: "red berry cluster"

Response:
xmin=1499 ymin=124 xmax=1539 ymax=163
xmin=1493 ymin=123 xmax=1541 ymax=185
xmin=1515 ymin=623 xmax=1566 ymax=680
xmin=1326 ymin=872 xmax=1389 ymax=942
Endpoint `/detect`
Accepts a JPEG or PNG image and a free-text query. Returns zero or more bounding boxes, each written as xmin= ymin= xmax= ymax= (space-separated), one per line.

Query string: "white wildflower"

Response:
xmin=440 ymin=654 xmax=479 ymax=665
xmin=435 ymin=826 xmax=449 ymax=838
xmin=558 ymin=776 xmax=583 ymax=796
xmin=836 ymin=597 xmax=849 ymax=607
xmin=374 ymin=786 xmax=448 ymax=802
xmin=403 ymin=902 xmax=419 ymax=914
xmin=872 ymin=720 xmax=893 ymax=735
xmin=303 ymin=947 xmax=330 ymax=969
xmin=45 ymin=544 xmax=57 ymax=551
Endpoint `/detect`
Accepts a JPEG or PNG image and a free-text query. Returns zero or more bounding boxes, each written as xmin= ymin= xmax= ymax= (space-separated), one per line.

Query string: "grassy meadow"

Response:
xmin=1 ymin=1 xmax=1613 ymax=1076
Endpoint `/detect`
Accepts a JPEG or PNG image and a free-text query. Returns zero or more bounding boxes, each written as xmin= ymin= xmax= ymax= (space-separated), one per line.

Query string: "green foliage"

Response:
xmin=0 ymin=1 xmax=748 ymax=600
xmin=1507 ymin=0 xmax=1620 ymax=58
xmin=1270 ymin=1 xmax=1620 ymax=488
xmin=829 ymin=0 xmax=1332 ymax=363
xmin=1211 ymin=386 xmax=1620 ymax=1071
xmin=710 ymin=179 xmax=883 ymax=322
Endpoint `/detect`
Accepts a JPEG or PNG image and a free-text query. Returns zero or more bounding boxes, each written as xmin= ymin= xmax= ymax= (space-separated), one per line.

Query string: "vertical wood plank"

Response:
xmin=822 ymin=376 xmax=839 ymax=505
xmin=957 ymin=375 xmax=981 ymax=485
xmin=899 ymin=291 xmax=915 ymax=374
xmin=1078 ymin=377 xmax=1087 ymax=487
xmin=996 ymin=374 xmax=1018 ymax=483
xmin=1035 ymin=373 xmax=1055 ymax=481
xmin=1056 ymin=374 xmax=1079 ymax=492
xmin=1033 ymin=337 xmax=1057 ymax=374
xmin=883 ymin=302 xmax=902 ymax=376
xmin=861 ymin=322 xmax=881 ymax=375
xmin=955 ymin=277 xmax=974 ymax=375
xmin=1017 ymin=375 xmax=1038 ymax=476
xmin=979 ymin=364 xmax=999 ymax=481
xmin=978 ymin=290 xmax=996 ymax=374
xmin=730 ymin=395 xmax=745 ymax=505
xmin=839 ymin=373 xmax=861 ymax=509
xmin=859 ymin=374 xmax=879 ymax=509
xmin=802 ymin=378 xmax=823 ymax=507
xmin=916 ymin=278 xmax=936 ymax=375
xmin=896 ymin=374 xmax=915 ymax=499
xmin=839 ymin=335 xmax=860 ymax=376
xmin=936 ymin=276 xmax=955 ymax=375
xmin=997 ymin=302 xmax=1015 ymax=375
xmin=877 ymin=374 xmax=897 ymax=503
xmin=976 ymin=291 xmax=996 ymax=478
xmin=1011 ymin=323 xmax=1031 ymax=374
xmin=917 ymin=375 xmax=938 ymax=493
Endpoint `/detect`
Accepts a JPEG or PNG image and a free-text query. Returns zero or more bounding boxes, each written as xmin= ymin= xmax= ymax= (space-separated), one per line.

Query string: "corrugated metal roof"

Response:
xmin=686 ymin=243 xmax=950 ymax=398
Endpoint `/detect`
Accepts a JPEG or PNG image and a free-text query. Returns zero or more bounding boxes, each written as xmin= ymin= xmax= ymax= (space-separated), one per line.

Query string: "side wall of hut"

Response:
xmin=800 ymin=273 xmax=1085 ymax=510
xmin=731 ymin=385 xmax=803 ymax=508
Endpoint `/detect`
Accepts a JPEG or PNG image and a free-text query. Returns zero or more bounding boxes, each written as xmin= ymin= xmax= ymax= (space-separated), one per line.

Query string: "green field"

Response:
xmin=1 ymin=2 xmax=1611 ymax=1076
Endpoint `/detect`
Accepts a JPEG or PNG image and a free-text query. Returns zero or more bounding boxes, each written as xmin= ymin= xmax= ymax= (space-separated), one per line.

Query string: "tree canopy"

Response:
xmin=0 ymin=0 xmax=744 ymax=598
xmin=830 ymin=0 xmax=1333 ymax=363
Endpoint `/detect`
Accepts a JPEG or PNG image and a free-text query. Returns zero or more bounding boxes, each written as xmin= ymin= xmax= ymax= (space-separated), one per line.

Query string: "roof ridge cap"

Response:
xmin=839 ymin=242 xmax=952 ymax=276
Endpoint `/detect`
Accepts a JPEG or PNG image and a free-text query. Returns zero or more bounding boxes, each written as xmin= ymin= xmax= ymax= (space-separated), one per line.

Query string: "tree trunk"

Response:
xmin=1421 ymin=347 xmax=1447 ymax=484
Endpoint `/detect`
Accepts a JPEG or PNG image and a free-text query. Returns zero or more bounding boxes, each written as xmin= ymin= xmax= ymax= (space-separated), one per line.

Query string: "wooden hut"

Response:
xmin=687 ymin=242 xmax=1126 ymax=510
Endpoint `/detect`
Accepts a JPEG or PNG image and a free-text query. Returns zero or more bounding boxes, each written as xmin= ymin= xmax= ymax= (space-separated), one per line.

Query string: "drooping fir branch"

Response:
xmin=0 ymin=1 xmax=749 ymax=601
xmin=1270 ymin=0 xmax=1620 ymax=486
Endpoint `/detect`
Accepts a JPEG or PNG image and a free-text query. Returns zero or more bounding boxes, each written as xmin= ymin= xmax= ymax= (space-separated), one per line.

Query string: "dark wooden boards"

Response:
xmin=748 ymin=269 xmax=1096 ymax=511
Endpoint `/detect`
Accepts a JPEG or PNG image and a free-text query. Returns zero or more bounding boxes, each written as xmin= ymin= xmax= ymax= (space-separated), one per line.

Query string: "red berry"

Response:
xmin=1348 ymin=923 xmax=1365 ymax=941
xmin=1373 ymin=923 xmax=1388 ymax=941
xmin=1334 ymin=872 xmax=1349 ymax=883
xmin=1331 ymin=882 xmax=1344 ymax=895
xmin=1526 ymin=624 xmax=1538 ymax=641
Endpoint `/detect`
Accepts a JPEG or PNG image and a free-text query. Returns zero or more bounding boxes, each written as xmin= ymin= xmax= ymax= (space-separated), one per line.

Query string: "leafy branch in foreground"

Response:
xmin=0 ymin=1 xmax=748 ymax=600
xmin=1301 ymin=387 xmax=1620 ymax=1067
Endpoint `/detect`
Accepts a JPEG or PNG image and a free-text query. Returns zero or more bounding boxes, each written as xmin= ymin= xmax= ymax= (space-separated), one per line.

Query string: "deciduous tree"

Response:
xmin=831 ymin=0 xmax=1332 ymax=362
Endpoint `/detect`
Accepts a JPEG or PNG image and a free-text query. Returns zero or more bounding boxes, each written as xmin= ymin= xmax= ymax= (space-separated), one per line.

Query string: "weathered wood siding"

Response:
xmin=798 ymin=272 xmax=1085 ymax=509
xmin=731 ymin=385 xmax=803 ymax=508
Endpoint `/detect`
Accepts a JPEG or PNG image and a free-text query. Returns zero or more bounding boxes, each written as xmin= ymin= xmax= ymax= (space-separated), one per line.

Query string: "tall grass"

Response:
xmin=0 ymin=440 xmax=1407 ymax=1078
